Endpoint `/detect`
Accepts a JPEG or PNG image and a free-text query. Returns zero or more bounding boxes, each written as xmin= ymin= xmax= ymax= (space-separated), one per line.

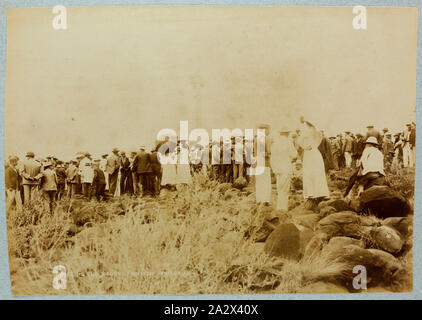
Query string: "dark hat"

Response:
xmin=258 ymin=123 xmax=270 ymax=129
xmin=366 ymin=125 xmax=374 ymax=128
xmin=85 ymin=152 xmax=91 ymax=157
xmin=383 ymin=128 xmax=388 ymax=132
xmin=26 ymin=151 xmax=35 ymax=157
xmin=112 ymin=148 xmax=119 ymax=153
xmin=102 ymin=153 xmax=108 ymax=157
xmin=406 ymin=123 xmax=411 ymax=127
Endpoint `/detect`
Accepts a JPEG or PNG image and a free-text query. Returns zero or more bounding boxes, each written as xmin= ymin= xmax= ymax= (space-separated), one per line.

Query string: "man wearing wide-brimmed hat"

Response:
xmin=106 ymin=148 xmax=121 ymax=196
xmin=20 ymin=151 xmax=42 ymax=204
xmin=270 ymin=126 xmax=297 ymax=211
xmin=355 ymin=137 xmax=385 ymax=196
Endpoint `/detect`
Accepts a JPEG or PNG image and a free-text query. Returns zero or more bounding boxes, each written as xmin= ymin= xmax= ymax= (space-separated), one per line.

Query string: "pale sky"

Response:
xmin=4 ymin=6 xmax=417 ymax=161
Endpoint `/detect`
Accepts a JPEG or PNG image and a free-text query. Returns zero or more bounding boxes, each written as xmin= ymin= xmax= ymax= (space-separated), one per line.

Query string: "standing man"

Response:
xmin=402 ymin=124 xmax=413 ymax=168
xmin=40 ymin=162 xmax=58 ymax=214
xmin=81 ymin=161 xmax=94 ymax=198
xmin=55 ymin=160 xmax=67 ymax=200
xmin=91 ymin=160 xmax=107 ymax=200
xmin=65 ymin=160 xmax=79 ymax=198
xmin=270 ymin=127 xmax=297 ymax=211
xmin=343 ymin=131 xmax=354 ymax=168
xmin=410 ymin=122 xmax=416 ymax=168
xmin=20 ymin=151 xmax=42 ymax=204
xmin=106 ymin=148 xmax=121 ymax=196
xmin=382 ymin=133 xmax=394 ymax=171
xmin=100 ymin=154 xmax=109 ymax=191
xmin=120 ymin=151 xmax=131 ymax=195
xmin=5 ymin=156 xmax=22 ymax=212
xmin=364 ymin=125 xmax=383 ymax=147
xmin=318 ymin=130 xmax=334 ymax=173
xmin=132 ymin=145 xmax=153 ymax=196
xmin=254 ymin=124 xmax=272 ymax=206
xmin=150 ymin=147 xmax=162 ymax=196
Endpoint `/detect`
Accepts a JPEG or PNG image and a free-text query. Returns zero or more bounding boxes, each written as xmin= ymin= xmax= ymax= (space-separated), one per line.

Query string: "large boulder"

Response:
xmin=319 ymin=206 xmax=336 ymax=219
xmin=322 ymin=236 xmax=365 ymax=256
xmin=359 ymin=186 xmax=412 ymax=218
xmin=370 ymin=226 xmax=404 ymax=254
xmin=293 ymin=214 xmax=320 ymax=230
xmin=382 ymin=217 xmax=413 ymax=239
xmin=264 ymin=223 xmax=301 ymax=260
xmin=334 ymin=245 xmax=404 ymax=290
xmin=316 ymin=211 xmax=363 ymax=240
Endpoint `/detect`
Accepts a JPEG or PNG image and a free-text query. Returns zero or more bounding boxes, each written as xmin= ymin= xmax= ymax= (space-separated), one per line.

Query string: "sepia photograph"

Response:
xmin=3 ymin=5 xmax=417 ymax=295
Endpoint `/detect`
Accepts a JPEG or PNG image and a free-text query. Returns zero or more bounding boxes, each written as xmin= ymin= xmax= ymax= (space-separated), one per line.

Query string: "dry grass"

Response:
xmin=6 ymin=170 xmax=413 ymax=295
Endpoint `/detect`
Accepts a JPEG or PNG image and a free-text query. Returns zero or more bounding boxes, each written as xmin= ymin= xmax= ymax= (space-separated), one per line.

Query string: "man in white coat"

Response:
xmin=270 ymin=127 xmax=297 ymax=211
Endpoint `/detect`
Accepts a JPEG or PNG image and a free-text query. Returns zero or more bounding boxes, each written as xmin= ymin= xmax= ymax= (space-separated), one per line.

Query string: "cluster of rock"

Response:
xmin=224 ymin=185 xmax=413 ymax=293
xmin=260 ymin=186 xmax=413 ymax=292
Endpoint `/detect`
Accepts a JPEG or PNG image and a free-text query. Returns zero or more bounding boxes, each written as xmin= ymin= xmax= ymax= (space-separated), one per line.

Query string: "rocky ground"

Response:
xmin=6 ymin=168 xmax=414 ymax=294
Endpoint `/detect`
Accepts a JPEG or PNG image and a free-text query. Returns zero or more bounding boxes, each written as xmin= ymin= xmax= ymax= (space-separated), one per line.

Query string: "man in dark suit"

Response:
xmin=119 ymin=151 xmax=131 ymax=195
xmin=91 ymin=160 xmax=107 ymax=200
xmin=150 ymin=148 xmax=162 ymax=196
xmin=5 ymin=156 xmax=22 ymax=212
xmin=132 ymin=146 xmax=153 ymax=196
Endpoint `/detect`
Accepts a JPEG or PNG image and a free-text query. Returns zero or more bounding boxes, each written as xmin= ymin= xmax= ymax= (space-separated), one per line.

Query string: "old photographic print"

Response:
xmin=3 ymin=5 xmax=417 ymax=295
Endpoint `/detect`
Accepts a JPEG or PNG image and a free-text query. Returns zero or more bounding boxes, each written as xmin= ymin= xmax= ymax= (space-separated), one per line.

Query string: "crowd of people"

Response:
xmin=4 ymin=120 xmax=416 ymax=215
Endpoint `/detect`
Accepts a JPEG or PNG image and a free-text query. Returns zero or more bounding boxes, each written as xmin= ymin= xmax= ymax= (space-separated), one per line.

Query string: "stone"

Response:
xmin=382 ymin=217 xmax=413 ymax=238
xmin=316 ymin=211 xmax=362 ymax=239
xmin=293 ymin=214 xmax=320 ymax=230
xmin=264 ymin=223 xmax=301 ymax=260
xmin=288 ymin=205 xmax=315 ymax=218
xmin=319 ymin=199 xmax=351 ymax=212
xmin=319 ymin=206 xmax=336 ymax=219
xmin=323 ymin=236 xmax=365 ymax=257
xmin=359 ymin=185 xmax=412 ymax=218
xmin=336 ymin=245 xmax=404 ymax=288
xmin=371 ymin=226 xmax=404 ymax=254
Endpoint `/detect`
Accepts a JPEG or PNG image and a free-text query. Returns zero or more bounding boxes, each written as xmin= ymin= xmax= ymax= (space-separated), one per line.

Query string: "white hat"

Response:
xmin=364 ymin=136 xmax=378 ymax=146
